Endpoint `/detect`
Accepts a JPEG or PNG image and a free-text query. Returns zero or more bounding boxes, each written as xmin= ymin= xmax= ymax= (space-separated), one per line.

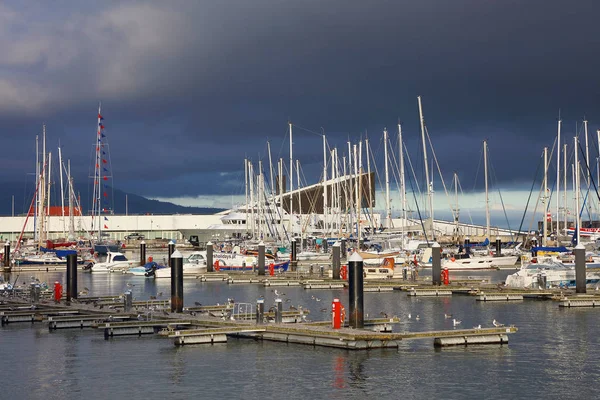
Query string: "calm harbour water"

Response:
xmin=2 ymin=269 xmax=600 ymax=400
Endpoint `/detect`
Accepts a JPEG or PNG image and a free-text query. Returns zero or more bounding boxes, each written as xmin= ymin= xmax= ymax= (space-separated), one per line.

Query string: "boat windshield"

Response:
xmin=186 ymin=254 xmax=205 ymax=262
xmin=524 ymin=261 xmax=566 ymax=270
xmin=113 ymin=255 xmax=128 ymax=262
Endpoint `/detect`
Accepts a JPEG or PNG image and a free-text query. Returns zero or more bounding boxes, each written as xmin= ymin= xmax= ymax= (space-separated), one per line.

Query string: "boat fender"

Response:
xmin=451 ymin=257 xmax=455 ymax=262
xmin=214 ymin=260 xmax=220 ymax=272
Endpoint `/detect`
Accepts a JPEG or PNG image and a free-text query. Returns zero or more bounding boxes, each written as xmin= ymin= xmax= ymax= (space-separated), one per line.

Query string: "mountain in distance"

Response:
xmin=0 ymin=182 xmax=225 ymax=216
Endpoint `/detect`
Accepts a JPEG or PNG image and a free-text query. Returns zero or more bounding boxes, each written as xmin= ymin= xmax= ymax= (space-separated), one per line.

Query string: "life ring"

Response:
xmin=214 ymin=260 xmax=220 ymax=272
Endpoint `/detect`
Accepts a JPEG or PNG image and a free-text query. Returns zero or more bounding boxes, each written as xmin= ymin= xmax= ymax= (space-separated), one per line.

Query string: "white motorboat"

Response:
xmin=363 ymin=266 xmax=394 ymax=280
xmin=505 ymin=261 xmax=600 ymax=289
xmin=90 ymin=252 xmax=137 ymax=273
xmin=442 ymin=254 xmax=495 ymax=270
xmin=154 ymin=252 xmax=207 ymax=278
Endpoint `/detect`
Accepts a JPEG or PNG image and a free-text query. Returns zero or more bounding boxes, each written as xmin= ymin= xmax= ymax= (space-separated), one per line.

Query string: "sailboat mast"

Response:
xmin=454 ymin=172 xmax=459 ymax=241
xmin=47 ymin=152 xmax=52 ymax=240
xmin=34 ymin=135 xmax=39 ymax=242
xmin=59 ymin=146 xmax=65 ymax=236
xmin=543 ymin=146 xmax=548 ymax=246
xmin=584 ymin=119 xmax=590 ymax=187
xmin=366 ymin=137 xmax=373 ymax=231
xmin=249 ymin=161 xmax=255 ymax=238
xmin=331 ymin=149 xmax=336 ymax=234
xmin=296 ymin=159 xmax=301 ymax=233
xmin=96 ymin=104 xmax=103 ymax=240
xmin=556 ymin=118 xmax=561 ymax=236
xmin=258 ymin=160 xmax=263 ymax=239
xmin=564 ymin=143 xmax=568 ymax=235
xmin=289 ymin=122 xmax=293 ymax=237
xmin=418 ymin=96 xmax=433 ymax=239
xmin=398 ymin=123 xmax=406 ymax=228
xmin=278 ymin=159 xmax=283 ymax=240
xmin=68 ymin=160 xmax=75 ymax=239
xmin=383 ymin=128 xmax=391 ymax=228
xmin=342 ymin=155 xmax=347 ymax=234
xmin=358 ymin=140 xmax=363 ymax=239
xmin=322 ymin=133 xmax=328 ymax=234
xmin=244 ymin=158 xmax=249 ymax=236
xmin=484 ymin=140 xmax=490 ymax=240
xmin=353 ymin=144 xmax=360 ymax=241
xmin=584 ymin=119 xmax=592 ymax=219
xmin=38 ymin=126 xmax=47 ymax=249
xmin=574 ymin=136 xmax=581 ymax=245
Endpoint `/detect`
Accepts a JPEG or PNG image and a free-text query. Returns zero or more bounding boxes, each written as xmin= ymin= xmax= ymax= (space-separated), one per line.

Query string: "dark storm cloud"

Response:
xmin=0 ymin=0 xmax=599 ymax=199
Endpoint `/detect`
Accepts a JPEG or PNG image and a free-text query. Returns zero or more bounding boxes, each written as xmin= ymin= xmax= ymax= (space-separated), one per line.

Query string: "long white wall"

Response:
xmin=0 ymin=214 xmax=222 ymax=241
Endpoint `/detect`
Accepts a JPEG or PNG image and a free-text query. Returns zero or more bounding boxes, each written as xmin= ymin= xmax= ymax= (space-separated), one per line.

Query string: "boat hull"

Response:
xmin=216 ymin=260 xmax=290 ymax=272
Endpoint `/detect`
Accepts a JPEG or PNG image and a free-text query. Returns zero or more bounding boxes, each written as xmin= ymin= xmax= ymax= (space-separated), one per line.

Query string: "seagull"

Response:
xmin=492 ymin=319 xmax=504 ymax=327
xmin=158 ymin=292 xmax=163 ymax=297
xmin=453 ymin=318 xmax=461 ymax=326
xmin=126 ymin=282 xmax=135 ymax=288
xmin=380 ymin=311 xmax=389 ymax=318
xmin=84 ymin=287 xmax=90 ymax=292
xmin=315 ymin=297 xmax=321 ymax=302
xmin=150 ymin=296 xmax=156 ymax=300
xmin=473 ymin=324 xmax=482 ymax=330
xmin=444 ymin=313 xmax=453 ymax=319
xmin=415 ymin=315 xmax=420 ymax=321
xmin=408 ymin=313 xmax=412 ymax=319
xmin=194 ymin=301 xmax=202 ymax=306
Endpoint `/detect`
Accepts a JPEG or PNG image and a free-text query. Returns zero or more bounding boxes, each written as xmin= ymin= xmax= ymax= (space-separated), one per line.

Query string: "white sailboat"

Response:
xmin=443 ymin=140 xmax=517 ymax=270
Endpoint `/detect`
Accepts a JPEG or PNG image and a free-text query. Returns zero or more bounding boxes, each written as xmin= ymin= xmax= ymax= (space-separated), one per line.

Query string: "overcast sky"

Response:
xmin=1 ymin=0 xmax=599 ymax=214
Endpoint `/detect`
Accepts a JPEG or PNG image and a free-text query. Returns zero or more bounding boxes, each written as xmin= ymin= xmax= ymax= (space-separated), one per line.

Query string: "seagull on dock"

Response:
xmin=194 ymin=301 xmax=202 ymax=306
xmin=380 ymin=311 xmax=389 ymax=318
xmin=492 ymin=319 xmax=505 ymax=327
xmin=289 ymin=305 xmax=297 ymax=311
xmin=452 ymin=319 xmax=461 ymax=327
xmin=444 ymin=313 xmax=453 ymax=319
xmin=473 ymin=324 xmax=481 ymax=330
